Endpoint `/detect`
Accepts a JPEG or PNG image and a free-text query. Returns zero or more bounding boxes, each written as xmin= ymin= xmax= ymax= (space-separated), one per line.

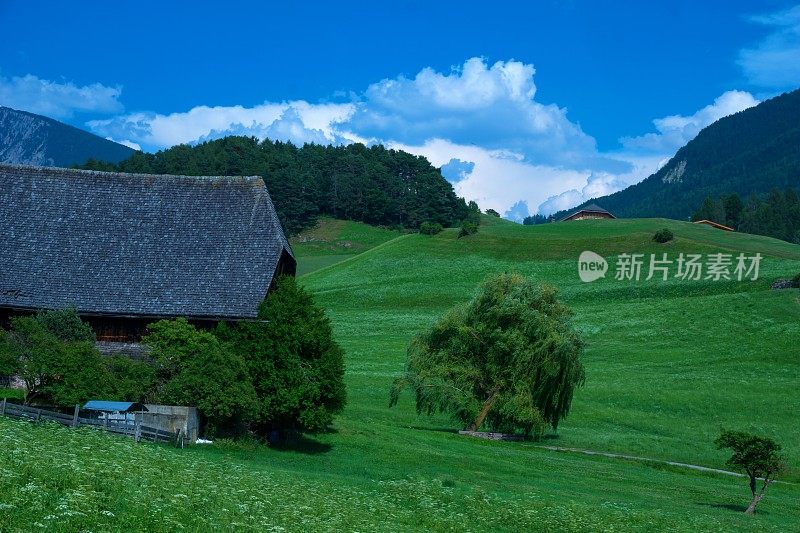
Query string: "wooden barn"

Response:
xmin=693 ymin=219 xmax=734 ymax=231
xmin=0 ymin=164 xmax=295 ymax=343
xmin=560 ymin=203 xmax=616 ymax=221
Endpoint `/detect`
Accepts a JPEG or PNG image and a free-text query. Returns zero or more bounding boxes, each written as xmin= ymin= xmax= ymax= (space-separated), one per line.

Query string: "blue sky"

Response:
xmin=2 ymin=0 xmax=799 ymax=218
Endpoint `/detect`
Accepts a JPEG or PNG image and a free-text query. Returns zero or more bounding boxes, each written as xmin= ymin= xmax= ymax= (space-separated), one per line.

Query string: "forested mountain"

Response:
xmin=0 ymin=106 xmax=135 ymax=167
xmin=552 ymin=88 xmax=800 ymax=222
xmin=692 ymin=189 xmax=800 ymax=244
xmin=80 ymin=136 xmax=469 ymax=235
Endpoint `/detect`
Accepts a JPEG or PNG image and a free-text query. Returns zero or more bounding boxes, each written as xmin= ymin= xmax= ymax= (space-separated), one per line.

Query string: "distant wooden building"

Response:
xmin=560 ymin=203 xmax=616 ymax=221
xmin=0 ymin=164 xmax=295 ymax=342
xmin=693 ymin=219 xmax=734 ymax=231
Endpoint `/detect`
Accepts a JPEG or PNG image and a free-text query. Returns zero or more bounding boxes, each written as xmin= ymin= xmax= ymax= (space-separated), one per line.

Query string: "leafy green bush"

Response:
xmin=34 ymin=308 xmax=95 ymax=342
xmin=485 ymin=209 xmax=500 ymax=217
xmin=464 ymin=201 xmax=482 ymax=225
xmin=653 ymin=228 xmax=674 ymax=243
xmin=458 ymin=221 xmax=479 ymax=238
xmin=0 ymin=312 xmax=110 ymax=406
xmin=105 ymin=355 xmax=157 ymax=403
xmin=46 ymin=342 xmax=110 ymax=406
xmin=0 ymin=330 xmax=18 ymax=377
xmin=419 ymin=221 xmax=444 ymax=235
xmin=145 ymin=318 xmax=258 ymax=436
xmin=223 ymin=276 xmax=346 ymax=436
xmin=792 ymin=272 xmax=800 ymax=287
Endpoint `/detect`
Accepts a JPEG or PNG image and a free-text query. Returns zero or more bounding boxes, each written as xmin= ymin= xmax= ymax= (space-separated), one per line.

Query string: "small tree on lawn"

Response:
xmin=715 ymin=429 xmax=785 ymax=515
xmin=390 ymin=273 xmax=585 ymax=437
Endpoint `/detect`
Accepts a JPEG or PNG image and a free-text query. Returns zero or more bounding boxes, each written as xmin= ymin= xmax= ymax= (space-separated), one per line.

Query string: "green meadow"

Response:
xmin=290 ymin=217 xmax=403 ymax=275
xmin=2 ymin=217 xmax=799 ymax=531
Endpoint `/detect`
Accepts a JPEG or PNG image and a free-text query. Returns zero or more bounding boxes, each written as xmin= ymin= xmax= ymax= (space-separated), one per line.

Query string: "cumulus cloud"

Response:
xmin=738 ymin=5 xmax=800 ymax=88
xmin=347 ymin=57 xmax=628 ymax=171
xmin=0 ymin=74 xmax=123 ymax=119
xmin=86 ymin=57 xmax=620 ymax=170
xmin=88 ymin=101 xmax=356 ymax=150
xmin=538 ymin=173 xmax=628 ymax=216
xmin=387 ymin=138 xmax=590 ymax=217
xmin=620 ymin=90 xmax=759 ymax=153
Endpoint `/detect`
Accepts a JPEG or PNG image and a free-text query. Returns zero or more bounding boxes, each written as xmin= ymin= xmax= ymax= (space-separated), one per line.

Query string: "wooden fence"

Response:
xmin=0 ymin=398 xmax=185 ymax=447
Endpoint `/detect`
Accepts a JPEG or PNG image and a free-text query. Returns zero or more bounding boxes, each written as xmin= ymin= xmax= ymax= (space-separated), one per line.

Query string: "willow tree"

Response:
xmin=390 ymin=273 xmax=585 ymax=437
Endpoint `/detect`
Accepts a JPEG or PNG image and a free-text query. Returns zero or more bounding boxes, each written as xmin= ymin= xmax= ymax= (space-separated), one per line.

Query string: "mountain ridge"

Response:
xmin=0 ymin=106 xmax=135 ymax=167
xmin=550 ymin=88 xmax=800 ymax=221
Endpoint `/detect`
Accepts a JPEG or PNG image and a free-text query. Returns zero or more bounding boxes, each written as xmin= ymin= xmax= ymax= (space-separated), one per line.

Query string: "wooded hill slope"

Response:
xmin=553 ymin=88 xmax=800 ymax=221
xmin=81 ymin=137 xmax=469 ymax=235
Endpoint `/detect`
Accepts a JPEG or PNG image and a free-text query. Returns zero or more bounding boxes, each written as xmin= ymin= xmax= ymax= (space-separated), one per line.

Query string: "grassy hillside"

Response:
xmin=290 ymin=217 xmax=404 ymax=275
xmin=302 ymin=218 xmax=800 ymax=472
xmin=3 ymin=217 xmax=799 ymax=531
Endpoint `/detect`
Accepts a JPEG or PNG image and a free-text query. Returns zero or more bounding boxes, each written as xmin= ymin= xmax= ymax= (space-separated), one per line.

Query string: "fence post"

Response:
xmin=35 ymin=408 xmax=41 ymax=421
xmin=1 ymin=398 xmax=5 ymax=417
xmin=104 ymin=416 xmax=108 ymax=432
xmin=72 ymin=404 xmax=80 ymax=428
xmin=134 ymin=419 xmax=141 ymax=443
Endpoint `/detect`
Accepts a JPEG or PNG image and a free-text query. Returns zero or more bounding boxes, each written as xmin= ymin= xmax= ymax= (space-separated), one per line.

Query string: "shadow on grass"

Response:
xmin=408 ymin=425 xmax=460 ymax=434
xmin=269 ymin=433 xmax=333 ymax=455
xmin=695 ymin=502 xmax=750 ymax=513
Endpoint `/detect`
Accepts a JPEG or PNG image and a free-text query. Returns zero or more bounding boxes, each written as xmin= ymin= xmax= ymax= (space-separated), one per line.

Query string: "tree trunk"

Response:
xmin=744 ymin=479 xmax=770 ymax=515
xmin=468 ymin=390 xmax=499 ymax=432
xmin=745 ymin=493 xmax=764 ymax=515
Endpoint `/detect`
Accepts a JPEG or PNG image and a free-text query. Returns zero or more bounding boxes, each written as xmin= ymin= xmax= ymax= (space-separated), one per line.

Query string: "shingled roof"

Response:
xmin=0 ymin=164 xmax=294 ymax=319
xmin=559 ymin=203 xmax=616 ymax=221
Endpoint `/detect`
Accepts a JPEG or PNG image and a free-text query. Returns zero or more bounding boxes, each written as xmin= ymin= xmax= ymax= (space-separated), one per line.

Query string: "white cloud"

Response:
xmin=738 ymin=5 xmax=800 ymax=88
xmin=386 ymin=138 xmax=590 ymax=217
xmin=620 ymin=90 xmax=759 ymax=153
xmin=105 ymin=137 xmax=141 ymax=151
xmin=352 ymin=57 xmax=616 ymax=170
xmin=0 ymin=74 xmax=123 ymax=119
xmin=86 ymin=57 xmax=614 ymax=171
xmin=88 ymin=101 xmax=356 ymax=149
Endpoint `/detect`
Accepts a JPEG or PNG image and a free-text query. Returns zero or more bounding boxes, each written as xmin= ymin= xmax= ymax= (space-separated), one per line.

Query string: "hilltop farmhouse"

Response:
xmin=560 ymin=203 xmax=616 ymax=221
xmin=0 ymin=164 xmax=295 ymax=343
